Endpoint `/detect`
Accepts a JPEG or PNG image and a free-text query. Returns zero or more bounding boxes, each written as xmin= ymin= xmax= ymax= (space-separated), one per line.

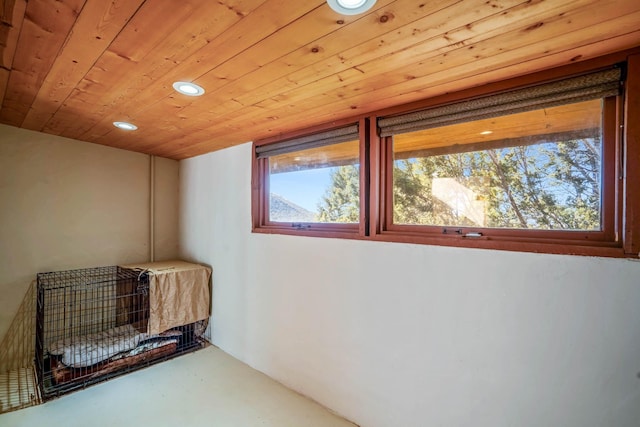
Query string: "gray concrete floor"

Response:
xmin=0 ymin=346 xmax=356 ymax=427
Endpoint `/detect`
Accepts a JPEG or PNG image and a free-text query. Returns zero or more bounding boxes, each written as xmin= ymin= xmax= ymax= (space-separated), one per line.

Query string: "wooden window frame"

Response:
xmin=252 ymin=118 xmax=369 ymax=239
xmin=373 ymin=96 xmax=620 ymax=256
xmin=252 ymin=50 xmax=640 ymax=258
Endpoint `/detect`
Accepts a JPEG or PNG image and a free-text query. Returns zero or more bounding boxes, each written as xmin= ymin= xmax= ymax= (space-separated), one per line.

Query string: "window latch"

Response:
xmin=442 ymin=228 xmax=483 ymax=238
xmin=292 ymin=223 xmax=311 ymax=229
xmin=442 ymin=228 xmax=462 ymax=235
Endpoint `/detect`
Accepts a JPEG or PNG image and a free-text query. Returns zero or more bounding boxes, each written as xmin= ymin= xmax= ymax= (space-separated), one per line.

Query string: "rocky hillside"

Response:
xmin=270 ymin=194 xmax=316 ymax=222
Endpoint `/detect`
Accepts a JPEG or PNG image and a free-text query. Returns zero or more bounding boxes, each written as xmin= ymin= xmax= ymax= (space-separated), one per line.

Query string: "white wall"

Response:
xmin=180 ymin=142 xmax=640 ymax=427
xmin=0 ymin=124 xmax=180 ymax=341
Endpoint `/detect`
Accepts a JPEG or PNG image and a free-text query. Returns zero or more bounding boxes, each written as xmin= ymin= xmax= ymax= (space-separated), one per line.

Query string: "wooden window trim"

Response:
xmin=252 ymin=118 xmax=367 ymax=239
xmin=376 ymin=96 xmax=619 ymax=249
xmin=252 ymin=50 xmax=640 ymax=259
xmin=623 ymin=53 xmax=640 ymax=256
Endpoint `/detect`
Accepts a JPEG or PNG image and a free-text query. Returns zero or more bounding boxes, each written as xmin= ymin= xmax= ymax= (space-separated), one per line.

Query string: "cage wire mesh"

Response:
xmin=35 ymin=266 xmax=207 ymax=400
xmin=0 ymin=280 xmax=41 ymax=414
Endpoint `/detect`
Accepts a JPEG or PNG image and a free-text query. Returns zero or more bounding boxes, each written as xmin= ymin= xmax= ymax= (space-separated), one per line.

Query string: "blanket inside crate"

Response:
xmin=48 ymin=324 xmax=181 ymax=368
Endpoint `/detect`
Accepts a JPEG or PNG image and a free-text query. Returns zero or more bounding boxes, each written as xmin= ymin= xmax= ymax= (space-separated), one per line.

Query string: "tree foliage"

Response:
xmin=318 ymin=137 xmax=602 ymax=230
xmin=316 ymin=164 xmax=360 ymax=223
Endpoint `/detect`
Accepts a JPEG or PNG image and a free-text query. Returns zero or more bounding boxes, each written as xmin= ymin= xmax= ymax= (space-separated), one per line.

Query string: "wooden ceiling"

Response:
xmin=1 ymin=0 xmax=639 ymax=160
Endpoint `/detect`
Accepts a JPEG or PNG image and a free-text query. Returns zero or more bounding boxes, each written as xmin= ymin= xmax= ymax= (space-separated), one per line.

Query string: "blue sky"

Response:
xmin=270 ymin=167 xmax=333 ymax=212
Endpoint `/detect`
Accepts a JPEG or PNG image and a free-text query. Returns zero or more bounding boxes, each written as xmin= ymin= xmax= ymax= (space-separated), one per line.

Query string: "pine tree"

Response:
xmin=317 ymin=137 xmax=601 ymax=230
xmin=316 ymin=165 xmax=360 ymax=223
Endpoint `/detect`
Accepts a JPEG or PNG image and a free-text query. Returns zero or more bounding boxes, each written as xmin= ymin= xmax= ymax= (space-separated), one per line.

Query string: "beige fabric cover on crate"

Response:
xmin=121 ymin=260 xmax=212 ymax=335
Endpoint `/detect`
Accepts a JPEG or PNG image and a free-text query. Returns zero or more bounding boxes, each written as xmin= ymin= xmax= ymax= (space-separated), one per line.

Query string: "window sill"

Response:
xmin=252 ymin=224 xmax=362 ymax=240
xmin=372 ymin=230 xmax=628 ymax=258
xmin=251 ymin=226 xmax=632 ymax=258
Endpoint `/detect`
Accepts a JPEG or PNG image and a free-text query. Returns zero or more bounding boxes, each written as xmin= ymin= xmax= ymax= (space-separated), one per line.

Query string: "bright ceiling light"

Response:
xmin=173 ymin=81 xmax=205 ymax=96
xmin=338 ymin=0 xmax=367 ymax=7
xmin=327 ymin=0 xmax=376 ymax=15
xmin=113 ymin=121 xmax=138 ymax=131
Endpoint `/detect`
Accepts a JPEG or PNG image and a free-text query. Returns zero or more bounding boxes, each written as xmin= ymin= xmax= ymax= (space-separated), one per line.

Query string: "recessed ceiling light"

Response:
xmin=480 ymin=130 xmax=493 ymax=135
xmin=327 ymin=0 xmax=376 ymax=15
xmin=172 ymin=81 xmax=205 ymax=96
xmin=113 ymin=121 xmax=138 ymax=131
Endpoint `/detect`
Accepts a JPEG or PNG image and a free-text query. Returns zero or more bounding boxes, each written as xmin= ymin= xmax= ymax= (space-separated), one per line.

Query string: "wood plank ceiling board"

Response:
xmin=42 ymin=0 xmax=268 ymax=140
xmin=74 ymin=0 xmax=316 ymax=145
xmin=0 ymin=0 xmax=25 ymax=68
xmin=191 ymin=1 xmax=639 ymax=149
xmin=230 ymin=0 xmax=630 ymax=124
xmin=174 ymin=27 xmax=640 ymax=159
xmin=0 ymin=0 xmax=639 ymax=159
xmin=0 ymin=0 xmax=85 ymax=126
xmin=90 ymin=0 xmax=381 ymax=152
xmin=145 ymin=0 xmax=477 ymax=150
xmin=0 ymin=0 xmax=26 ymax=104
xmin=156 ymin=0 xmax=563 ymax=155
xmin=161 ymin=0 xmax=623 ymax=153
xmin=210 ymin=0 xmax=489 ymax=116
xmin=355 ymin=22 xmax=640 ymax=123
xmin=20 ymin=0 xmax=146 ymax=131
xmin=145 ymin=0 xmax=441 ymax=123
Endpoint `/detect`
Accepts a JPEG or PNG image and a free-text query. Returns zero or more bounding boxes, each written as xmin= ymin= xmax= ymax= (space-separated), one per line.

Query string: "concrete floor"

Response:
xmin=0 ymin=346 xmax=356 ymax=427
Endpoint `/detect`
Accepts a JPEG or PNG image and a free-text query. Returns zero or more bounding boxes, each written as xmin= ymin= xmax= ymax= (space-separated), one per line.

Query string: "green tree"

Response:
xmin=317 ymin=137 xmax=602 ymax=230
xmin=482 ymin=139 xmax=601 ymax=229
xmin=316 ymin=165 xmax=360 ymax=222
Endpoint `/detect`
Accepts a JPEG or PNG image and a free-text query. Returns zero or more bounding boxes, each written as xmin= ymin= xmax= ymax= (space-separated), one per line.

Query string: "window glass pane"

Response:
xmin=392 ymin=99 xmax=603 ymax=230
xmin=269 ymin=139 xmax=360 ymax=223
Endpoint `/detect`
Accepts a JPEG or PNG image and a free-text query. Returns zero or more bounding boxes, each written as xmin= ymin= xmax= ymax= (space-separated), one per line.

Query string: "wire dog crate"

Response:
xmin=35 ymin=265 xmax=207 ymax=400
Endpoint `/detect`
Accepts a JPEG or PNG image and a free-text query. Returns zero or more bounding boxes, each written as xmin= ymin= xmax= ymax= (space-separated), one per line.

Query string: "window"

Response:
xmin=377 ymin=67 xmax=622 ymax=252
xmin=385 ymin=98 xmax=612 ymax=236
xmin=253 ymin=122 xmax=365 ymax=236
xmin=392 ymin=102 xmax=603 ymax=231
xmin=253 ymin=54 xmax=640 ymax=257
